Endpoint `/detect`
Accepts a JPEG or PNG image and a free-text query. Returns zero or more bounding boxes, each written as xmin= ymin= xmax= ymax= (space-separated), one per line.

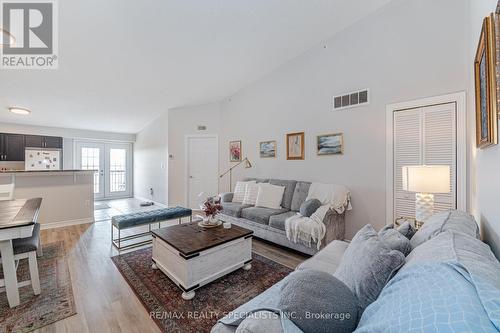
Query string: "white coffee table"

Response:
xmin=151 ymin=222 xmax=253 ymax=300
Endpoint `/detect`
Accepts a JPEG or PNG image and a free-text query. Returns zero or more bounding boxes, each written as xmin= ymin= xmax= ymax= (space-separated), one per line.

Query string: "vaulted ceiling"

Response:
xmin=0 ymin=0 xmax=392 ymax=133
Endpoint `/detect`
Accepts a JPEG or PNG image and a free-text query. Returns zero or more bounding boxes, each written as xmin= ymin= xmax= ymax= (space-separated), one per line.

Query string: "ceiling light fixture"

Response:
xmin=0 ymin=27 xmax=15 ymax=47
xmin=8 ymin=107 xmax=32 ymax=115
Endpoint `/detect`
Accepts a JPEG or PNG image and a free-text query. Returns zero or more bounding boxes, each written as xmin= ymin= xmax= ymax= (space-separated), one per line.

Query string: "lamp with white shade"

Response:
xmin=402 ymin=165 xmax=451 ymax=222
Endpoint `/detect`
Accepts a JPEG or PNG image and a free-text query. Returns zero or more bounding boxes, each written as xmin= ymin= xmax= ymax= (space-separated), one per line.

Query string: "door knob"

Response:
xmin=189 ymin=176 xmax=194 ymax=179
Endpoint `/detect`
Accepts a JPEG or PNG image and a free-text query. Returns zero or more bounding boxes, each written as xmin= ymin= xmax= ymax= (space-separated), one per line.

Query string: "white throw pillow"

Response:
xmin=242 ymin=183 xmax=259 ymax=205
xmin=232 ymin=181 xmax=256 ymax=203
xmin=255 ymin=183 xmax=285 ymax=209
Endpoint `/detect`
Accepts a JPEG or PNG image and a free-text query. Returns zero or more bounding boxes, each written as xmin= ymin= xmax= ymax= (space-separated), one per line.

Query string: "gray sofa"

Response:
xmin=219 ymin=178 xmax=346 ymax=255
xmin=212 ymin=210 xmax=500 ymax=333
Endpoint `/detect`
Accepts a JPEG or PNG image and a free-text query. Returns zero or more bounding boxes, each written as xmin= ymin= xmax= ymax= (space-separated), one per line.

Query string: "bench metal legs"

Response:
xmin=111 ymin=215 xmax=193 ymax=251
xmin=111 ymin=223 xmax=154 ymax=251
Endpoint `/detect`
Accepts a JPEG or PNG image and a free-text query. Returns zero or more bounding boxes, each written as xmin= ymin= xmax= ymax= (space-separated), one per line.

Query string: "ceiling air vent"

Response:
xmin=333 ymin=89 xmax=369 ymax=111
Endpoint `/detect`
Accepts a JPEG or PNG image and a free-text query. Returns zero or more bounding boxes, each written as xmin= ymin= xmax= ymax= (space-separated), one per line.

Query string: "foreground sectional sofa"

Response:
xmin=212 ymin=210 xmax=500 ymax=333
xmin=219 ymin=178 xmax=346 ymax=255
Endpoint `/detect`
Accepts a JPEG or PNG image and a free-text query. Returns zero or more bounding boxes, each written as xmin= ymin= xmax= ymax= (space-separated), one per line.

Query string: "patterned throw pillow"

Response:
xmin=232 ymin=181 xmax=256 ymax=203
xmin=242 ymin=183 xmax=259 ymax=205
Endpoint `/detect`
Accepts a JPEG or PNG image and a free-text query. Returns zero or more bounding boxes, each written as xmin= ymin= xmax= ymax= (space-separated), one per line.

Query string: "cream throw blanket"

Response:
xmin=285 ymin=183 xmax=351 ymax=250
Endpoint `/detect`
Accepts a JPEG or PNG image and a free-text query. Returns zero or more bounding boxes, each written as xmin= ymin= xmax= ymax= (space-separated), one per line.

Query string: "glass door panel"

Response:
xmin=110 ymin=149 xmax=126 ymax=192
xmin=105 ymin=143 xmax=132 ymax=198
xmin=75 ymin=142 xmax=105 ymax=199
xmin=82 ymin=147 xmax=101 ymax=194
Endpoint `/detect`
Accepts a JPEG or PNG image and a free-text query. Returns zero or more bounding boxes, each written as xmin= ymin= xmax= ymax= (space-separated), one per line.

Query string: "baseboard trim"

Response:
xmin=40 ymin=217 xmax=95 ymax=230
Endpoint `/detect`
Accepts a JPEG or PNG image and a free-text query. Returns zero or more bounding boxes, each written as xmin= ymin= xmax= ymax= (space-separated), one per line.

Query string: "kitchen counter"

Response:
xmin=0 ymin=170 xmax=94 ymax=228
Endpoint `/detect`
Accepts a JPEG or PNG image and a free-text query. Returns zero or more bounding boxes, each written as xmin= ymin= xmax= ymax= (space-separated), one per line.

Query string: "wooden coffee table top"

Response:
xmin=152 ymin=222 xmax=253 ymax=257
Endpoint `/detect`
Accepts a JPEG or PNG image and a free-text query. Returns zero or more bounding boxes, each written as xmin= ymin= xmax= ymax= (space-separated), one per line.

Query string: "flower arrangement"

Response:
xmin=202 ymin=197 xmax=223 ymax=221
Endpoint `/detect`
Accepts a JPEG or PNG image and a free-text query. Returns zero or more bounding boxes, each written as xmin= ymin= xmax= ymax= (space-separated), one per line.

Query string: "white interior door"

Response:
xmin=105 ymin=143 xmax=133 ymax=198
xmin=75 ymin=142 xmax=105 ymax=199
xmin=75 ymin=141 xmax=133 ymax=200
xmin=186 ymin=136 xmax=218 ymax=209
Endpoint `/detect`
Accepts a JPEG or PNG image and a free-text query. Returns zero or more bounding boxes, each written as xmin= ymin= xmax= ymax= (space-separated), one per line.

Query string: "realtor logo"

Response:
xmin=1 ymin=0 xmax=58 ymax=69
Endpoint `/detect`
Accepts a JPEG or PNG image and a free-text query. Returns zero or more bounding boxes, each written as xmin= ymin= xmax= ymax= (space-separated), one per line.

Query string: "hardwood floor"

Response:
xmin=32 ymin=199 xmax=307 ymax=333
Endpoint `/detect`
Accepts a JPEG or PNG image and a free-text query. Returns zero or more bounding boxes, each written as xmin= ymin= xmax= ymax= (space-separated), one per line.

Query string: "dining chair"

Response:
xmin=0 ymin=223 xmax=41 ymax=297
xmin=0 ymin=183 xmax=14 ymax=201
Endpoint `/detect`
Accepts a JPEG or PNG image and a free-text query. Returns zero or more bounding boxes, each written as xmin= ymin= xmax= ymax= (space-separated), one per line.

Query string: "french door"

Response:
xmin=75 ymin=141 xmax=133 ymax=199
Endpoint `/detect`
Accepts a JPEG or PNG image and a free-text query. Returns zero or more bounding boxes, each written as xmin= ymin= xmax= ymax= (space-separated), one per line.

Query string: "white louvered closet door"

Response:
xmin=393 ymin=108 xmax=422 ymax=218
xmin=393 ymin=103 xmax=456 ymax=220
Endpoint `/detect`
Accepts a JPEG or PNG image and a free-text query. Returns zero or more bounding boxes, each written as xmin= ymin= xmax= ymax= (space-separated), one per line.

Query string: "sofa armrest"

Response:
xmin=220 ymin=192 xmax=234 ymax=203
xmin=321 ymin=209 xmax=346 ymax=248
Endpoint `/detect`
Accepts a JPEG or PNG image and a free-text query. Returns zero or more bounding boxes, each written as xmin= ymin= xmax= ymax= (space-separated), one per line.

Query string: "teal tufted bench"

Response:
xmin=111 ymin=206 xmax=192 ymax=251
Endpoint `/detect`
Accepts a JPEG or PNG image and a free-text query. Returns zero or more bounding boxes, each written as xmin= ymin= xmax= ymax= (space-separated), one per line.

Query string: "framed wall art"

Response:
xmin=474 ymin=14 xmax=498 ymax=148
xmin=286 ymin=132 xmax=305 ymax=160
xmin=317 ymin=133 xmax=343 ymax=155
xmin=229 ymin=140 xmax=242 ymax=162
xmin=259 ymin=141 xmax=277 ymax=158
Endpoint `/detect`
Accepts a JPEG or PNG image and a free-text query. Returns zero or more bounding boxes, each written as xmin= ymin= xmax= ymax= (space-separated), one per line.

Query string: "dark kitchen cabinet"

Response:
xmin=44 ymin=136 xmax=63 ymax=148
xmin=0 ymin=134 xmax=3 ymax=161
xmin=24 ymin=135 xmax=45 ymax=148
xmin=25 ymin=135 xmax=63 ymax=149
xmin=0 ymin=133 xmax=25 ymax=161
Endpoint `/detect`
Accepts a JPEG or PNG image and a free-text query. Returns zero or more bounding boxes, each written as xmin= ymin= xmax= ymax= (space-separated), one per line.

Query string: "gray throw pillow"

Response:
xmin=396 ymin=221 xmax=416 ymax=239
xmin=410 ymin=211 xmax=451 ymax=249
xmin=379 ymin=222 xmax=416 ymax=240
xmin=299 ymin=199 xmax=322 ymax=217
xmin=378 ymin=228 xmax=411 ymax=256
xmin=334 ymin=225 xmax=406 ymax=312
xmin=409 ymin=210 xmax=480 ymax=250
xmin=278 ymin=270 xmax=358 ymax=333
xmin=442 ymin=210 xmax=480 ymax=239
xmin=379 ymin=223 xmax=394 ymax=233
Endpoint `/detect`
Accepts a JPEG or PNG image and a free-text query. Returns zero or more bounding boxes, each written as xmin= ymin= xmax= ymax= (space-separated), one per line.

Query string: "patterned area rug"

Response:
xmin=0 ymin=242 xmax=76 ymax=333
xmin=112 ymin=248 xmax=292 ymax=333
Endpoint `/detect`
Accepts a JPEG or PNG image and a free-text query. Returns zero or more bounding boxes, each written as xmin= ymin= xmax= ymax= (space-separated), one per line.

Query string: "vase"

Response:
xmin=208 ymin=215 xmax=218 ymax=224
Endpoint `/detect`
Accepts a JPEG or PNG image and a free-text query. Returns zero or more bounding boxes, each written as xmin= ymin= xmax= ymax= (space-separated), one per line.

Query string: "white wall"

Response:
xmin=469 ymin=0 xmax=500 ymax=258
xmin=167 ymin=103 xmax=222 ymax=206
xmin=0 ymin=122 xmax=136 ymax=169
xmin=220 ymin=0 xmax=470 ymax=239
xmin=133 ymin=112 xmax=169 ymax=204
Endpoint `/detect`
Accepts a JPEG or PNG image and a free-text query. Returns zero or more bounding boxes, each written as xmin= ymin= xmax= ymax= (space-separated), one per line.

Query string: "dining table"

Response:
xmin=0 ymin=198 xmax=42 ymax=308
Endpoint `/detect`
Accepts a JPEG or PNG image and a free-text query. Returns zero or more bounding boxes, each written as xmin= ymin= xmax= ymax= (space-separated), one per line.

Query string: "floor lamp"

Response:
xmin=402 ymin=165 xmax=450 ymax=223
xmin=219 ymin=158 xmax=252 ymax=191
